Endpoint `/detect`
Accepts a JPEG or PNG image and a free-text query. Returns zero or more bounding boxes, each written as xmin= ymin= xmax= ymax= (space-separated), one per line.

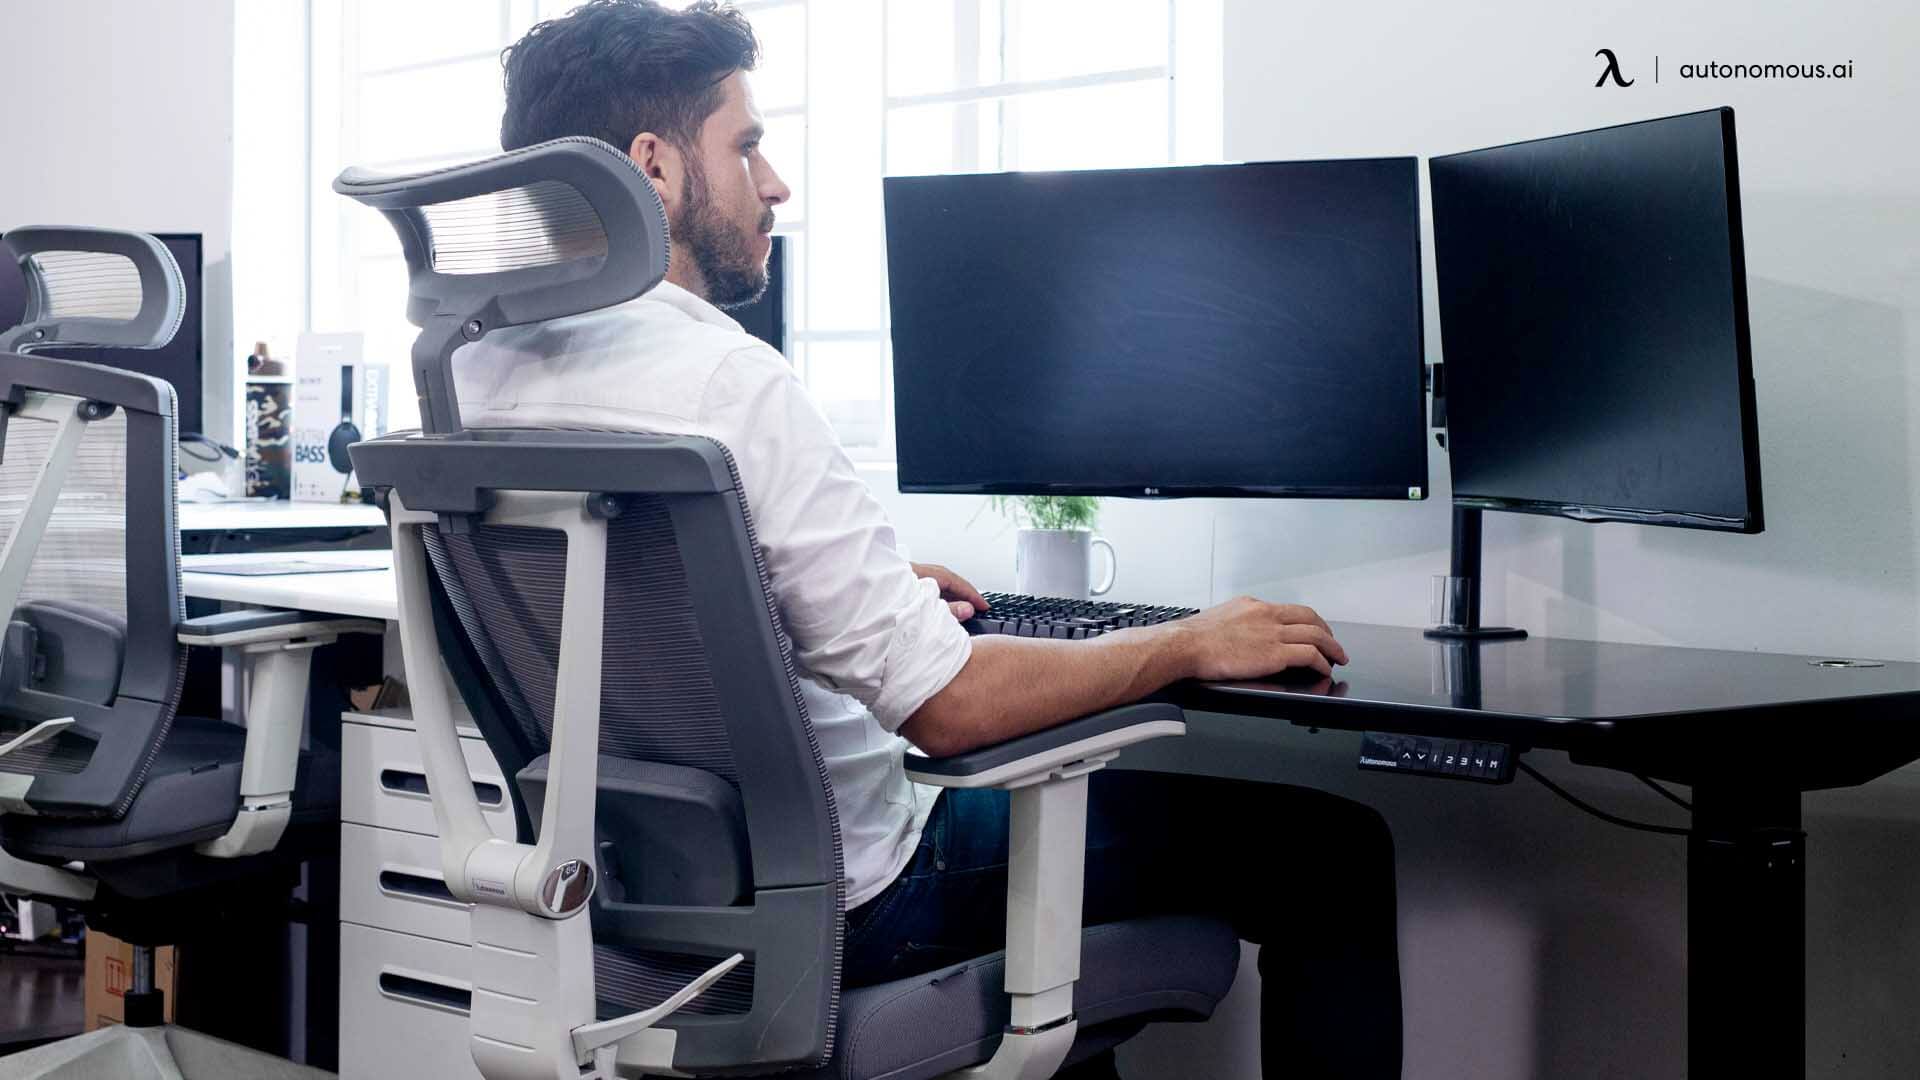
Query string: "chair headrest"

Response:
xmin=0 ymin=227 xmax=184 ymax=355
xmin=334 ymin=136 xmax=671 ymax=436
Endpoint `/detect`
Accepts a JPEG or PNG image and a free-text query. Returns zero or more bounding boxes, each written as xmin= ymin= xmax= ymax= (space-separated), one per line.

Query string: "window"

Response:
xmin=246 ymin=0 xmax=1221 ymax=448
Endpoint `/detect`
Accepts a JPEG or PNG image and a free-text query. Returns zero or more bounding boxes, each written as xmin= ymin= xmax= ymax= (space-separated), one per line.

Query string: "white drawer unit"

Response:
xmin=338 ymin=922 xmax=485 ymax=1080
xmin=340 ymin=822 xmax=473 ymax=946
xmin=339 ymin=712 xmax=511 ymax=1076
xmin=342 ymin=718 xmax=517 ymax=840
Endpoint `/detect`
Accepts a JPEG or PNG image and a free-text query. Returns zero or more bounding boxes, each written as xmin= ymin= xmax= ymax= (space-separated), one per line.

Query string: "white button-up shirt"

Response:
xmin=452 ymin=281 xmax=972 ymax=907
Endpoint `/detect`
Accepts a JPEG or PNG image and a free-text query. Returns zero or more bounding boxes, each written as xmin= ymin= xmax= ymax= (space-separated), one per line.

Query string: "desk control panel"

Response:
xmin=1358 ymin=732 xmax=1514 ymax=784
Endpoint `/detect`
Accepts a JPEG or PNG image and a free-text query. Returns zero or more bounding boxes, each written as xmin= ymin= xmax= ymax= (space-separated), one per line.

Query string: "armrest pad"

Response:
xmin=178 ymin=609 xmax=382 ymax=647
xmin=904 ymin=702 xmax=1184 ymax=789
xmin=178 ymin=609 xmax=305 ymax=639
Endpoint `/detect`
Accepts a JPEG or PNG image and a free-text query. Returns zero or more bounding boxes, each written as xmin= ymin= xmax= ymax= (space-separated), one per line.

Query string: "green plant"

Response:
xmin=987 ymin=494 xmax=1101 ymax=531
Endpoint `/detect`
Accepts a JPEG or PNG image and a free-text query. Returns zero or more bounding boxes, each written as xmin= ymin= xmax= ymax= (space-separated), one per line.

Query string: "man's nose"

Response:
xmin=761 ymin=165 xmax=792 ymax=206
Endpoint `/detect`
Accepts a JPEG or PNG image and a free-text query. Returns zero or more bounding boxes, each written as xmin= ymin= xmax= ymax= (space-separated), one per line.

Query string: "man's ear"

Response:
xmin=627 ymin=131 xmax=682 ymax=216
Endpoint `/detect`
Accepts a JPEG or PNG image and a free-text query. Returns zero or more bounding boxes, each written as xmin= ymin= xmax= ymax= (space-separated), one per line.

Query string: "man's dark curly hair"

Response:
xmin=500 ymin=0 xmax=760 ymax=155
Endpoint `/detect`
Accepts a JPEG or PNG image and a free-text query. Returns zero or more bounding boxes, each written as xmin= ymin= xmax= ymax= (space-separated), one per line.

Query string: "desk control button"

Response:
xmin=1358 ymin=732 xmax=1515 ymax=784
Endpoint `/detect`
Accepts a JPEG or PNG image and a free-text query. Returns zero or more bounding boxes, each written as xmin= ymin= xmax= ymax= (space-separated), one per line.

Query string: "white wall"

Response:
xmin=880 ymin=1 xmax=1920 ymax=1075
xmin=1219 ymin=0 xmax=1920 ymax=661
xmin=0 ymin=0 xmax=237 ymax=447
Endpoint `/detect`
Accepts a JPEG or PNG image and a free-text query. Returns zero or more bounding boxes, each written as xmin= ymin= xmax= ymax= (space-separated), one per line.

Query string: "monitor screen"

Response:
xmin=884 ymin=159 xmax=1429 ymax=499
xmin=1430 ymin=108 xmax=1762 ymax=532
xmin=730 ymin=234 xmax=787 ymax=355
xmin=0 ymin=232 xmax=205 ymax=437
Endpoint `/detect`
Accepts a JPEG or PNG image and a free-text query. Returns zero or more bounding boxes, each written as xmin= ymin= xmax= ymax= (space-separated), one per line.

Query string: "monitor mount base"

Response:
xmin=1425 ymin=505 xmax=1528 ymax=641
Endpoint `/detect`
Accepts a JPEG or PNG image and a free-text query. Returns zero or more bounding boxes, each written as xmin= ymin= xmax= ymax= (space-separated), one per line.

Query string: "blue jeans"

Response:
xmin=845 ymin=771 xmax=1402 ymax=1078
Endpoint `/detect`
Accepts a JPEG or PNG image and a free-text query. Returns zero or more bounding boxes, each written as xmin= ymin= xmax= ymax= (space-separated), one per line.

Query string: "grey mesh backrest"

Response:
xmin=343 ymin=139 xmax=847 ymax=1072
xmin=0 ymin=228 xmax=185 ymax=819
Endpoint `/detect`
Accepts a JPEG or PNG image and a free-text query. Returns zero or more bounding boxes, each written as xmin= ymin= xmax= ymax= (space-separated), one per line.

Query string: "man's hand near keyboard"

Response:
xmin=910 ymin=562 xmax=989 ymax=621
xmin=902 ymin=579 xmax=1347 ymax=757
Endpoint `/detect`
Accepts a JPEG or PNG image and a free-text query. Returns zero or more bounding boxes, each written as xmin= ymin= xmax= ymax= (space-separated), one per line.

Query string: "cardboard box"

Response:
xmin=292 ymin=332 xmax=390 ymax=502
xmin=83 ymin=930 xmax=175 ymax=1031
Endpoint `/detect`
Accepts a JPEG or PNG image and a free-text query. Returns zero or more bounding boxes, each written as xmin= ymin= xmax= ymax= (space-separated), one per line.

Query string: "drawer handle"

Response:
xmin=378 ymin=869 xmax=459 ymax=904
xmin=378 ymin=971 xmax=471 ymax=1014
xmin=379 ymin=768 xmax=504 ymax=806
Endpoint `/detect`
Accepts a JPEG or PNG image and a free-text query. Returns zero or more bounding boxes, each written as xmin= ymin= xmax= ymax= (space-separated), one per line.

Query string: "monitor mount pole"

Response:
xmin=1424 ymin=505 xmax=1527 ymax=640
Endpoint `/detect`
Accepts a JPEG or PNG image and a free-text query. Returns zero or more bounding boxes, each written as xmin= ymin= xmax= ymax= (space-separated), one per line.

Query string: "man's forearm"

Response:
xmin=900 ymin=625 xmax=1195 ymax=757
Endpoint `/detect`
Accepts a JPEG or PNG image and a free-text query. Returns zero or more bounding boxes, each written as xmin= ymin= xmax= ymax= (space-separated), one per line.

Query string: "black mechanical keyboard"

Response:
xmin=962 ymin=592 xmax=1200 ymax=640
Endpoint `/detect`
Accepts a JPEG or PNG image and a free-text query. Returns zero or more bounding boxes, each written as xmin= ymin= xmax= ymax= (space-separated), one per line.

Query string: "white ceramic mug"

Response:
xmin=1014 ymin=528 xmax=1117 ymax=600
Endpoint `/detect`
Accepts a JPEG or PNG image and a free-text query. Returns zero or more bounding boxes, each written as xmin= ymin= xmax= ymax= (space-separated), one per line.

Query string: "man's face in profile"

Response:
xmin=675 ymin=71 xmax=788 ymax=309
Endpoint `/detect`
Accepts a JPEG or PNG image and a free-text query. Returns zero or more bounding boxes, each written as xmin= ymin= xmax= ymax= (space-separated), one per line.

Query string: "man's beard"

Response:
xmin=675 ymin=162 xmax=774 ymax=310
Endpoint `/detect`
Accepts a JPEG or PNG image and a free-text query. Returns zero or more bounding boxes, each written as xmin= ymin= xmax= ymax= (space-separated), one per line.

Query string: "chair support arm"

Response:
xmin=390 ymin=491 xmax=738 ymax=1080
xmin=185 ymin=610 xmax=382 ymax=859
xmin=906 ymin=703 xmax=1186 ymax=1080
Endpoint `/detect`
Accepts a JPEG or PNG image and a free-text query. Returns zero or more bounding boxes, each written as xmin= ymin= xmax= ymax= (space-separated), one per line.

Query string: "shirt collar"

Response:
xmin=644 ymin=279 xmax=744 ymax=333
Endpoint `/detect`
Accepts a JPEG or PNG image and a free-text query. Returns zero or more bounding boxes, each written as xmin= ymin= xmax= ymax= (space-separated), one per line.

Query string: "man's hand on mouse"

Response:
xmin=1166 ymin=596 xmax=1349 ymax=680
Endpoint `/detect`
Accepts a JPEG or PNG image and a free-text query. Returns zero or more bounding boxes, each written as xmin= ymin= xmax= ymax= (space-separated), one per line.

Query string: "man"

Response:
xmin=471 ymin=3 xmax=1401 ymax=1075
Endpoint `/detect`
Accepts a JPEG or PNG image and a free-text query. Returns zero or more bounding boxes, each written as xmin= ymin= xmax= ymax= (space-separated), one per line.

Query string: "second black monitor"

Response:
xmin=1430 ymin=108 xmax=1762 ymax=532
xmin=884 ymin=159 xmax=1428 ymax=499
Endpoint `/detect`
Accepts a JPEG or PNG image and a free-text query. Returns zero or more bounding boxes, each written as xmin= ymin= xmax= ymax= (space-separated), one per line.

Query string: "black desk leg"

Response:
xmin=1689 ymin=784 xmax=1805 ymax=1078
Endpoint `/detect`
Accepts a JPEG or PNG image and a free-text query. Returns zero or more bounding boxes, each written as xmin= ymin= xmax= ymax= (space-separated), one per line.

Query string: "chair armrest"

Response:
xmin=901 ymin=702 xmax=1187 ymax=1079
xmin=178 ymin=609 xmax=383 ymax=648
xmin=186 ymin=610 xmax=380 ymax=858
xmin=0 ymin=843 xmax=95 ymax=902
xmin=904 ymin=702 xmax=1185 ymax=790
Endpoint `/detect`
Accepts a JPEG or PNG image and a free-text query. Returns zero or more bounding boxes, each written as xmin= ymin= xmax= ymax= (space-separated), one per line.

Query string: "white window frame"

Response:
xmin=253 ymin=0 xmax=1220 ymax=457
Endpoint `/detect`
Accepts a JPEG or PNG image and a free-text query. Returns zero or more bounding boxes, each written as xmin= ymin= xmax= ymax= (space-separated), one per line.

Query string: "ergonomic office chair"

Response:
xmin=339 ymin=137 xmax=1239 ymax=1080
xmin=0 ymin=227 xmax=378 ymax=1078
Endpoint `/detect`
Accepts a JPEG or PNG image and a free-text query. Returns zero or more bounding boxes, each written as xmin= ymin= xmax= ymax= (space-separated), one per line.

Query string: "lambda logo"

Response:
xmin=1594 ymin=48 xmax=1635 ymax=87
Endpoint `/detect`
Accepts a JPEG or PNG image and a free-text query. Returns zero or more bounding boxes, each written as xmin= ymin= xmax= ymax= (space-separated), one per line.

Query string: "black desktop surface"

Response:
xmin=1172 ymin=619 xmax=1920 ymax=1076
xmin=1181 ymin=621 xmax=1920 ymax=787
xmin=884 ymin=159 xmax=1429 ymax=499
xmin=0 ymin=232 xmax=205 ymax=436
xmin=1430 ymin=108 xmax=1762 ymax=532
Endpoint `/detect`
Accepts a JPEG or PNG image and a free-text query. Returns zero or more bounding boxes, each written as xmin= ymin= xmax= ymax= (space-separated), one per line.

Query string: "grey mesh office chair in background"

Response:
xmin=0 ymin=228 xmax=378 ymax=1080
xmin=341 ymin=137 xmax=1240 ymax=1080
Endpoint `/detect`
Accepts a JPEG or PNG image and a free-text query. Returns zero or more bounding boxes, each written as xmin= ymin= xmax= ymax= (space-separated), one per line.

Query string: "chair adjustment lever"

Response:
xmin=0 ymin=717 xmax=74 ymax=759
xmin=571 ymin=952 xmax=745 ymax=1070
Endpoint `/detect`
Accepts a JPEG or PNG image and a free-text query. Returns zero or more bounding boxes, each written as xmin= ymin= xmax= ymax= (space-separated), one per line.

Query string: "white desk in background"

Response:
xmin=179 ymin=500 xmax=389 ymax=555
xmin=183 ymin=551 xmax=401 ymax=727
xmin=181 ymin=550 xmax=398 ymax=621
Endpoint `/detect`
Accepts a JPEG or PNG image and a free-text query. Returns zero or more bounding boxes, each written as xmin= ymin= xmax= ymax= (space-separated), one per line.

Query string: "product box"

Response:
xmin=292 ymin=332 xmax=389 ymax=502
xmin=83 ymin=931 xmax=176 ymax=1031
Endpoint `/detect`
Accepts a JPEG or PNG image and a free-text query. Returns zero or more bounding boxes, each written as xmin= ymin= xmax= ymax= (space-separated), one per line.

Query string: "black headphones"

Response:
xmin=327 ymin=364 xmax=361 ymax=475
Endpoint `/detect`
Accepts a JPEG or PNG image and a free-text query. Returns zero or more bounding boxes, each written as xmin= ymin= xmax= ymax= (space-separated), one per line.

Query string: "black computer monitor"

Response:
xmin=731 ymin=234 xmax=787 ymax=355
xmin=0 ymin=232 xmax=205 ymax=437
xmin=1430 ymin=108 xmax=1762 ymax=533
xmin=883 ymin=159 xmax=1429 ymax=499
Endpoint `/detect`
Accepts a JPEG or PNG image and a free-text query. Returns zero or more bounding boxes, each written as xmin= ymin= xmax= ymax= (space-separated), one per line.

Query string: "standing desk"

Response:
xmin=179 ymin=562 xmax=1920 ymax=1078
xmin=1180 ymin=622 xmax=1920 ymax=1079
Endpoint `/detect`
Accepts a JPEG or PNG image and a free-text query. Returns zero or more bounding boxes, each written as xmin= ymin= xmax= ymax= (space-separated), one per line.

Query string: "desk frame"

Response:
xmin=1180 ymin=678 xmax=1920 ymax=1079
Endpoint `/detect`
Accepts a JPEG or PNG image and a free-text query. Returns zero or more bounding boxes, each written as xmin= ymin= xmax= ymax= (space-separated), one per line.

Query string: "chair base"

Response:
xmin=0 ymin=1024 xmax=334 ymax=1080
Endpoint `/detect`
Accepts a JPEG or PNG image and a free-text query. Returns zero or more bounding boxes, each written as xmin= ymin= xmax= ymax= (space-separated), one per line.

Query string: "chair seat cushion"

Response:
xmin=0 ymin=715 xmax=339 ymax=862
xmin=802 ymin=914 xmax=1239 ymax=1080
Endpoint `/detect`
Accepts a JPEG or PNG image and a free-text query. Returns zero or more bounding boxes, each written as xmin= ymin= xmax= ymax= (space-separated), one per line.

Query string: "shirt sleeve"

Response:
xmin=701 ymin=346 xmax=973 ymax=731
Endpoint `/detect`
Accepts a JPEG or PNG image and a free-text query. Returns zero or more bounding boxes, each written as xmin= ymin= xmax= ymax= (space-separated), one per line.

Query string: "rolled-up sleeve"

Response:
xmin=703 ymin=346 xmax=973 ymax=731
